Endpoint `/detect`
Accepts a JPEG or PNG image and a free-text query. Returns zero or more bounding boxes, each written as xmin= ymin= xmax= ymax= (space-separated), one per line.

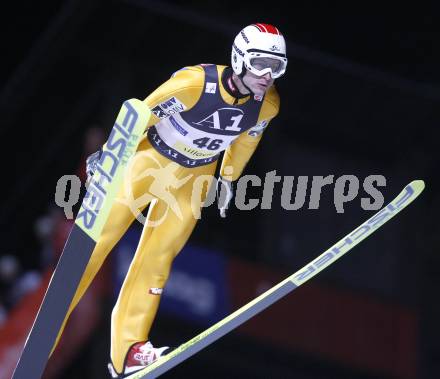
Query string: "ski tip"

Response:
xmin=124 ymin=98 xmax=151 ymax=112
xmin=409 ymin=179 xmax=425 ymax=192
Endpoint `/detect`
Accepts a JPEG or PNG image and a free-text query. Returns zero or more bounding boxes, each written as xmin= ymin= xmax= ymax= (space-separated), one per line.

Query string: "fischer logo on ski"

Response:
xmin=76 ymin=100 xmax=145 ymax=241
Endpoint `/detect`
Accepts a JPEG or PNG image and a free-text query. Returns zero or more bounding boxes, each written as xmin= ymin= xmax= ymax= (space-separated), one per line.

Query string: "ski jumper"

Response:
xmin=51 ymin=64 xmax=280 ymax=373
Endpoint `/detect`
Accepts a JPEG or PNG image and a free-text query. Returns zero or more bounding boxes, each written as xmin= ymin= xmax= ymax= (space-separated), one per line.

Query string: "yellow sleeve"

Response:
xmin=220 ymin=85 xmax=280 ymax=180
xmin=142 ymin=66 xmax=205 ymax=129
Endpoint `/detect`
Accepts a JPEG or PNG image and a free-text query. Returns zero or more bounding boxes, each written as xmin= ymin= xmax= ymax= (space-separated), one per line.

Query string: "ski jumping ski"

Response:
xmin=13 ymin=99 xmax=151 ymax=379
xmin=127 ymin=179 xmax=425 ymax=379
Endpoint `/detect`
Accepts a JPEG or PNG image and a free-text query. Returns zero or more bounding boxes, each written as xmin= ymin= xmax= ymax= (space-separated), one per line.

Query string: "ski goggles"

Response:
xmin=246 ymin=56 xmax=287 ymax=79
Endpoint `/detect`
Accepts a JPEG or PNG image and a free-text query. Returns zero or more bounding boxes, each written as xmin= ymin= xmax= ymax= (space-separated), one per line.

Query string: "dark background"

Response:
xmin=1 ymin=1 xmax=439 ymax=378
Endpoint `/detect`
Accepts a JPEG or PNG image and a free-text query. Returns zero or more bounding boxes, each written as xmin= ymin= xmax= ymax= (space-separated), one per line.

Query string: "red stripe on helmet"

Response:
xmin=254 ymin=23 xmax=280 ymax=35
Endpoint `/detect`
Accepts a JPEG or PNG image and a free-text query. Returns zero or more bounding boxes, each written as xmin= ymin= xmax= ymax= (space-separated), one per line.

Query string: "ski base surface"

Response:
xmin=128 ymin=180 xmax=425 ymax=379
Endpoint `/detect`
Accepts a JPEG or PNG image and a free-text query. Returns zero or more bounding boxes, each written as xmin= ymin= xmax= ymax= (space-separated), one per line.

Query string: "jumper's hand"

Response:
xmin=217 ymin=177 xmax=234 ymax=218
xmin=86 ymin=149 xmax=102 ymax=181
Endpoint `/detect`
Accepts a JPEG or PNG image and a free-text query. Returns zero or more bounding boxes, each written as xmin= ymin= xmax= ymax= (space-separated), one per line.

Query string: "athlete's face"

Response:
xmin=242 ymin=70 xmax=274 ymax=97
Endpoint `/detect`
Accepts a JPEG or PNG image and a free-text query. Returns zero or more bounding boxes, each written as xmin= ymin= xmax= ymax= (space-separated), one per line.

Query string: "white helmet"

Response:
xmin=231 ymin=23 xmax=287 ymax=79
